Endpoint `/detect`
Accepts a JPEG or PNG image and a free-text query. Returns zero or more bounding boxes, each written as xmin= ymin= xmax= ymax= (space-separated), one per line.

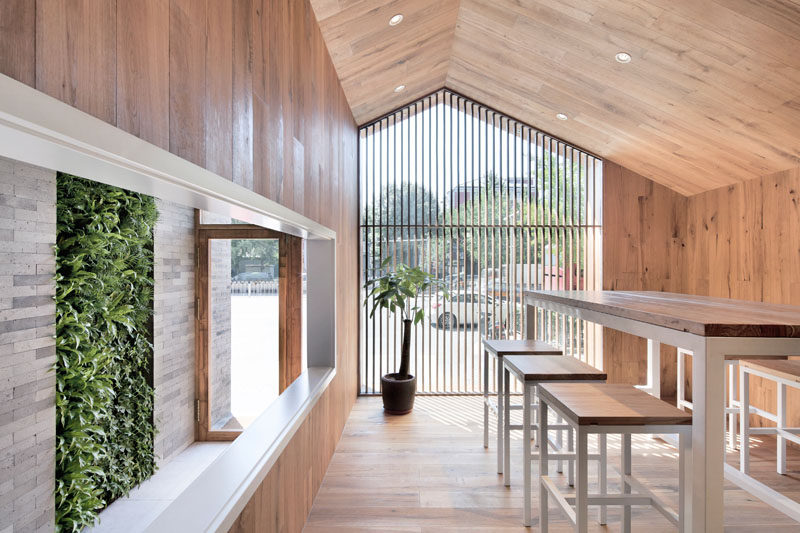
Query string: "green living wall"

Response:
xmin=55 ymin=174 xmax=158 ymax=531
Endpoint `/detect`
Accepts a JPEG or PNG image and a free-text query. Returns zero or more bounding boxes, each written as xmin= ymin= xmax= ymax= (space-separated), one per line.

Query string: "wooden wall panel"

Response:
xmin=232 ymin=0 xmax=254 ymax=190
xmin=602 ymin=160 xmax=686 ymax=396
xmin=204 ymin=0 xmax=234 ymax=180
xmin=35 ymin=0 xmax=116 ymax=124
xmin=0 ymin=0 xmax=359 ymax=529
xmin=116 ymin=0 xmax=170 ymax=149
xmin=605 ymin=161 xmax=800 ymax=429
xmin=683 ymin=167 xmax=800 ymax=428
xmin=0 ymin=0 xmax=35 ymax=86
xmin=169 ymin=0 xmax=206 ymax=166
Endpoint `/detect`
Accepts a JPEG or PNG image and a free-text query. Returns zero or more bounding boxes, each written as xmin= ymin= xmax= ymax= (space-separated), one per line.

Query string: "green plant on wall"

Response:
xmin=55 ymin=173 xmax=158 ymax=531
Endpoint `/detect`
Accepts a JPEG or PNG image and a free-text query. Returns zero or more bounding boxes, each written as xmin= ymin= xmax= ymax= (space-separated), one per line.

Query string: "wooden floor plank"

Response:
xmin=305 ymin=396 xmax=800 ymax=531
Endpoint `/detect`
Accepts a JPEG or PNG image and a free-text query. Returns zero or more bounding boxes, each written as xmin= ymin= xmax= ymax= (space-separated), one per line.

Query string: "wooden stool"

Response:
xmin=502 ymin=355 xmax=607 ymax=527
xmin=538 ymin=383 xmax=692 ymax=533
xmin=483 ymin=339 xmax=561 ymax=475
xmin=740 ymin=359 xmax=800 ymax=475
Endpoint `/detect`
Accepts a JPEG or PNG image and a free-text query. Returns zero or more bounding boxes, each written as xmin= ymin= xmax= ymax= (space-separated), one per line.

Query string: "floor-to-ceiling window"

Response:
xmin=359 ymin=90 xmax=603 ymax=395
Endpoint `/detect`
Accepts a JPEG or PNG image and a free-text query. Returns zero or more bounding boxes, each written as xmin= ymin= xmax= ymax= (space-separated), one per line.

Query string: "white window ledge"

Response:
xmin=144 ymin=366 xmax=335 ymax=532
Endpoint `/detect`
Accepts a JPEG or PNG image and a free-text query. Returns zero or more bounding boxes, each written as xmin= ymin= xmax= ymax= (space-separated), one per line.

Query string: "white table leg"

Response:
xmin=778 ymin=382 xmax=787 ymax=475
xmin=537 ymin=394 xmax=547 ymax=531
xmin=598 ymin=433 xmax=607 ymax=525
xmin=648 ymin=339 xmax=661 ymax=398
xmin=740 ymin=366 xmax=750 ymax=474
xmin=691 ymin=342 xmax=726 ymax=533
xmin=621 ymin=433 xmax=631 ymax=533
xmin=523 ymin=382 xmax=532 ymax=527
xmin=484 ymin=349 xmax=489 ymax=449
xmin=679 ymin=430 xmax=691 ymax=533
xmin=576 ymin=428 xmax=588 ymax=533
xmin=504 ymin=367 xmax=511 ymax=487
xmin=728 ymin=362 xmax=737 ymax=450
xmin=677 ymin=349 xmax=685 ymax=409
xmin=497 ymin=355 xmax=504 ymax=475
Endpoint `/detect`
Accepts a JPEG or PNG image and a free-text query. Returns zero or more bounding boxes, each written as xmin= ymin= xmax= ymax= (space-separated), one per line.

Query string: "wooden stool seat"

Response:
xmin=482 ymin=338 xmax=562 ymax=476
xmin=539 ymin=383 xmax=693 ymax=426
xmin=740 ymin=359 xmax=800 ymax=383
xmin=482 ymin=339 xmax=562 ymax=357
xmin=504 ymin=355 xmax=606 ymax=383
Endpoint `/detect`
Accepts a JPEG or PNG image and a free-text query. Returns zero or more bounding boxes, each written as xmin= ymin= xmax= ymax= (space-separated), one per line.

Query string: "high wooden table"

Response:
xmin=525 ymin=290 xmax=800 ymax=533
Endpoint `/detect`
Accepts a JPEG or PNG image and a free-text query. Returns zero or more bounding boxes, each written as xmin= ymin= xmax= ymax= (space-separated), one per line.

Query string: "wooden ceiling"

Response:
xmin=310 ymin=0 xmax=800 ymax=195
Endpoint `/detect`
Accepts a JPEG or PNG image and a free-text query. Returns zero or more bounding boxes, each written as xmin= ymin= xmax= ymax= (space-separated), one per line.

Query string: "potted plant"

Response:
xmin=365 ymin=257 xmax=448 ymax=414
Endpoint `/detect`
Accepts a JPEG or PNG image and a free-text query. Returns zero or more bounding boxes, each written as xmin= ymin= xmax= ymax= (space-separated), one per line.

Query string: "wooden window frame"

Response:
xmin=195 ymin=221 xmax=303 ymax=441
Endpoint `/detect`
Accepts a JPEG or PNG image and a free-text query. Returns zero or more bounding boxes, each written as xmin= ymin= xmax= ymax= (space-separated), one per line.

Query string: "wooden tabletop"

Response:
xmin=482 ymin=339 xmax=562 ymax=357
xmin=526 ymin=290 xmax=800 ymax=337
xmin=741 ymin=359 xmax=800 ymax=383
xmin=537 ymin=383 xmax=693 ymax=426
xmin=503 ymin=355 xmax=606 ymax=382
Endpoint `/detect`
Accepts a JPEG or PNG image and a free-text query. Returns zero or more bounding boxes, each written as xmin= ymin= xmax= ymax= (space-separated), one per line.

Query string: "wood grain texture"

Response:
xmin=204 ymin=0 xmax=234 ymax=179
xmin=116 ymin=0 xmax=170 ymax=149
xmin=602 ymin=160 xmax=684 ymax=394
xmin=308 ymin=0 xmax=461 ymax=124
xmin=0 ymin=0 xmax=35 ymax=86
xmin=741 ymin=360 xmax=800 ymax=385
xmin=35 ymin=0 xmax=117 ymax=123
xmin=2 ymin=0 xmax=359 ymax=528
xmin=482 ymin=339 xmax=562 ymax=357
xmin=309 ymin=0 xmax=800 ymax=194
xmin=681 ymin=165 xmax=800 ymax=431
xmin=306 ymin=396 xmax=800 ymax=531
xmin=279 ymin=234 xmax=304 ymax=392
xmin=503 ymin=355 xmax=606 ymax=382
xmin=529 ymin=289 xmax=800 ymax=337
xmin=232 ymin=0 xmax=254 ymax=190
xmin=604 ymin=162 xmax=800 ymax=432
xmin=538 ymin=383 xmax=691 ymax=426
xmin=169 ymin=0 xmax=206 ymax=166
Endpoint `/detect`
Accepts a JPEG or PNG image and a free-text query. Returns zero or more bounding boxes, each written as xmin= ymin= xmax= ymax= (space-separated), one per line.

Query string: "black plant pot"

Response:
xmin=380 ymin=373 xmax=416 ymax=414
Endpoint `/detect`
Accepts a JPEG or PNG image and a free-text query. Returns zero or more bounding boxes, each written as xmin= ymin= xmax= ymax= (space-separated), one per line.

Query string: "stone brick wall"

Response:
xmin=152 ymin=200 xmax=195 ymax=464
xmin=0 ymin=159 xmax=201 ymax=531
xmin=201 ymin=211 xmax=233 ymax=429
xmin=0 ymin=156 xmax=57 ymax=533
xmin=210 ymin=239 xmax=232 ymax=428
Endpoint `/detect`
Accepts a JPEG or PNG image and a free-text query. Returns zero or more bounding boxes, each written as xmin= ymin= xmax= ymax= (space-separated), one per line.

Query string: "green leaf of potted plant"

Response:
xmin=364 ymin=256 xmax=449 ymax=414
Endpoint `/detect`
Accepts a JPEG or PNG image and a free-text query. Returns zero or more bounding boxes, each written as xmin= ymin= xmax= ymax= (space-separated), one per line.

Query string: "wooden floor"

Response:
xmin=305 ymin=396 xmax=800 ymax=532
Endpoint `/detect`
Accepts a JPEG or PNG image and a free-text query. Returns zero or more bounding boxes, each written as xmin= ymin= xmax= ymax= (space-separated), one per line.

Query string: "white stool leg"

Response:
xmin=532 ymin=386 xmax=542 ymax=529
xmin=568 ymin=426 xmax=574 ymax=487
xmin=575 ymin=428 xmax=588 ymax=533
xmin=504 ymin=368 xmax=511 ymax=486
xmin=778 ymin=382 xmax=787 ymax=475
xmin=740 ymin=366 xmax=750 ymax=474
xmin=497 ymin=356 xmax=504 ymax=474
xmin=533 ymin=389 xmax=539 ymax=449
xmin=483 ymin=349 xmax=489 ymax=449
xmin=598 ymin=433 xmax=607 ymax=525
xmin=679 ymin=430 xmax=690 ymax=533
xmin=728 ymin=361 xmax=737 ymax=450
xmin=621 ymin=433 xmax=632 ymax=533
xmin=557 ymin=414 xmax=563 ymax=474
xmin=677 ymin=349 xmax=685 ymax=409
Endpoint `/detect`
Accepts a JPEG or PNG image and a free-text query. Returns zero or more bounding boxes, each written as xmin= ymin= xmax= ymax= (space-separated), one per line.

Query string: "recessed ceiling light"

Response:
xmin=389 ymin=14 xmax=403 ymax=26
xmin=615 ymin=51 xmax=632 ymax=63
xmin=394 ymin=84 xmax=406 ymax=93
xmin=556 ymin=113 xmax=568 ymax=121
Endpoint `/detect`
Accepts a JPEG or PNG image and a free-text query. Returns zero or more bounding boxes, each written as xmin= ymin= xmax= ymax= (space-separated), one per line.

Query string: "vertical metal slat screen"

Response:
xmin=359 ymin=90 xmax=603 ymax=395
